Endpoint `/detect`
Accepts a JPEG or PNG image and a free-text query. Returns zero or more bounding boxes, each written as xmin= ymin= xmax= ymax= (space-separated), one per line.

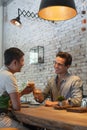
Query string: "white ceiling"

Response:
xmin=0 ymin=0 xmax=14 ymax=6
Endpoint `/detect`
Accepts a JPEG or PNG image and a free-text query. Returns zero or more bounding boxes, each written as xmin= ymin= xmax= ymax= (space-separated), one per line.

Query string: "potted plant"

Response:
xmin=57 ymin=96 xmax=65 ymax=106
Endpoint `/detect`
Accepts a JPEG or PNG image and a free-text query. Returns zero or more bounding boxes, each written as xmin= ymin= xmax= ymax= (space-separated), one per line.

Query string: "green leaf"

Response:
xmin=57 ymin=96 xmax=65 ymax=101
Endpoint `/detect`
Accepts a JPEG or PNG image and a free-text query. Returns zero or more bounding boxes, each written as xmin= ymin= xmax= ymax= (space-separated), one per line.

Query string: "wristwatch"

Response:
xmin=68 ymin=98 xmax=71 ymax=105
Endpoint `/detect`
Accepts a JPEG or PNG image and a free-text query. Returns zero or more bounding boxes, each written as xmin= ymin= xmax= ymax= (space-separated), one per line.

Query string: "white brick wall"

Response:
xmin=3 ymin=0 xmax=87 ymax=99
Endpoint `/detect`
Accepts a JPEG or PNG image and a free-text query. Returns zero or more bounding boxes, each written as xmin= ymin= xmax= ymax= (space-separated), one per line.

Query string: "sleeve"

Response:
xmin=42 ymin=80 xmax=51 ymax=99
xmin=5 ymin=74 xmax=19 ymax=94
xmin=42 ymin=78 xmax=53 ymax=100
xmin=70 ymin=77 xmax=83 ymax=106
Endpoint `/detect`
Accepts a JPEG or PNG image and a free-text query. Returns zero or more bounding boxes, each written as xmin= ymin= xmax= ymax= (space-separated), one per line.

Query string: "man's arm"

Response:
xmin=69 ymin=78 xmax=83 ymax=106
xmin=9 ymin=92 xmax=21 ymax=110
xmin=33 ymin=79 xmax=52 ymax=103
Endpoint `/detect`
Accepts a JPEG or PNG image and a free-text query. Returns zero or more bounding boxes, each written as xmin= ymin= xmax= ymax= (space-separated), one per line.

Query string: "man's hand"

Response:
xmin=20 ymin=83 xmax=35 ymax=96
xmin=33 ymin=89 xmax=44 ymax=103
xmin=62 ymin=100 xmax=69 ymax=106
xmin=45 ymin=100 xmax=58 ymax=107
xmin=23 ymin=85 xmax=34 ymax=94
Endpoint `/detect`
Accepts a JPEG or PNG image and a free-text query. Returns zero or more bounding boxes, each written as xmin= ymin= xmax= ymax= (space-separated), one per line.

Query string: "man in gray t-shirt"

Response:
xmin=0 ymin=47 xmax=33 ymax=128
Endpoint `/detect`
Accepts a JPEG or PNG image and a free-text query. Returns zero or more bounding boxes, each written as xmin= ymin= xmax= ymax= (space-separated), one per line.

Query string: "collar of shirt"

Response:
xmin=55 ymin=72 xmax=71 ymax=84
xmin=0 ymin=65 xmax=9 ymax=71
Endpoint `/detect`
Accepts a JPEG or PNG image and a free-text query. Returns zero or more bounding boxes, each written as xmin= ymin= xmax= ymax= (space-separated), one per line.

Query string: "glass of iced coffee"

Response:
xmin=26 ymin=81 xmax=35 ymax=92
xmin=33 ymin=88 xmax=44 ymax=103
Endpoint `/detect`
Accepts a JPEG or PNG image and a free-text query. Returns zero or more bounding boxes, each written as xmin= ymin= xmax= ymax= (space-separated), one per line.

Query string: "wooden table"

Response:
xmin=14 ymin=105 xmax=87 ymax=130
xmin=0 ymin=129 xmax=19 ymax=130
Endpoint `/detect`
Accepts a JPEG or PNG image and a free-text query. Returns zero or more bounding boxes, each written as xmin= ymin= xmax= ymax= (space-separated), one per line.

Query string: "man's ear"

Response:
xmin=12 ymin=59 xmax=17 ymax=65
xmin=67 ymin=65 xmax=70 ymax=69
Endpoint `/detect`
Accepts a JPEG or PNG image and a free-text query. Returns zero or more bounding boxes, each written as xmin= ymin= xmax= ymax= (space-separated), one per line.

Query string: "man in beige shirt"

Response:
xmin=33 ymin=51 xmax=83 ymax=107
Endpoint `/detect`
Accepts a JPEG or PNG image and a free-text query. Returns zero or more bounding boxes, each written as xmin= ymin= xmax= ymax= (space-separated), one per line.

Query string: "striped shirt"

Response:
xmin=43 ymin=73 xmax=83 ymax=106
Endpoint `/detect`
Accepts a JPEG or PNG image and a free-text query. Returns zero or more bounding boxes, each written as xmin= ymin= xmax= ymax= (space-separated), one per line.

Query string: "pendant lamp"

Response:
xmin=10 ymin=8 xmax=38 ymax=27
xmin=38 ymin=0 xmax=77 ymax=21
xmin=10 ymin=16 xmax=22 ymax=26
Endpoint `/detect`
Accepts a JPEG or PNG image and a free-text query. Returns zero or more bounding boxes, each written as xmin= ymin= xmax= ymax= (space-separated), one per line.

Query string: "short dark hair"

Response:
xmin=56 ymin=51 xmax=72 ymax=66
xmin=4 ymin=47 xmax=24 ymax=65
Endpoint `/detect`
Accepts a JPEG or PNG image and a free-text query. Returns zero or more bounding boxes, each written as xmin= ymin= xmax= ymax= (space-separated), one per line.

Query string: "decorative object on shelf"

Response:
xmin=29 ymin=46 xmax=44 ymax=64
xmin=81 ymin=19 xmax=86 ymax=31
xmin=82 ymin=19 xmax=86 ymax=24
xmin=10 ymin=8 xmax=38 ymax=27
xmin=81 ymin=0 xmax=86 ymax=32
xmin=81 ymin=27 xmax=86 ymax=31
xmin=81 ymin=10 xmax=86 ymax=14
xmin=38 ymin=0 xmax=77 ymax=21
xmin=81 ymin=10 xmax=86 ymax=31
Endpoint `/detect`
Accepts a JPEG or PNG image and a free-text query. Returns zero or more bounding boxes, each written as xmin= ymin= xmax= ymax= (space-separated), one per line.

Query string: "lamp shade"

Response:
xmin=38 ymin=0 xmax=77 ymax=21
xmin=10 ymin=16 xmax=22 ymax=26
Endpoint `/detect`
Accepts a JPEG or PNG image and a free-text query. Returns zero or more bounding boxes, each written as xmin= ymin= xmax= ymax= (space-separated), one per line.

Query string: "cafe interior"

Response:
xmin=0 ymin=0 xmax=87 ymax=130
